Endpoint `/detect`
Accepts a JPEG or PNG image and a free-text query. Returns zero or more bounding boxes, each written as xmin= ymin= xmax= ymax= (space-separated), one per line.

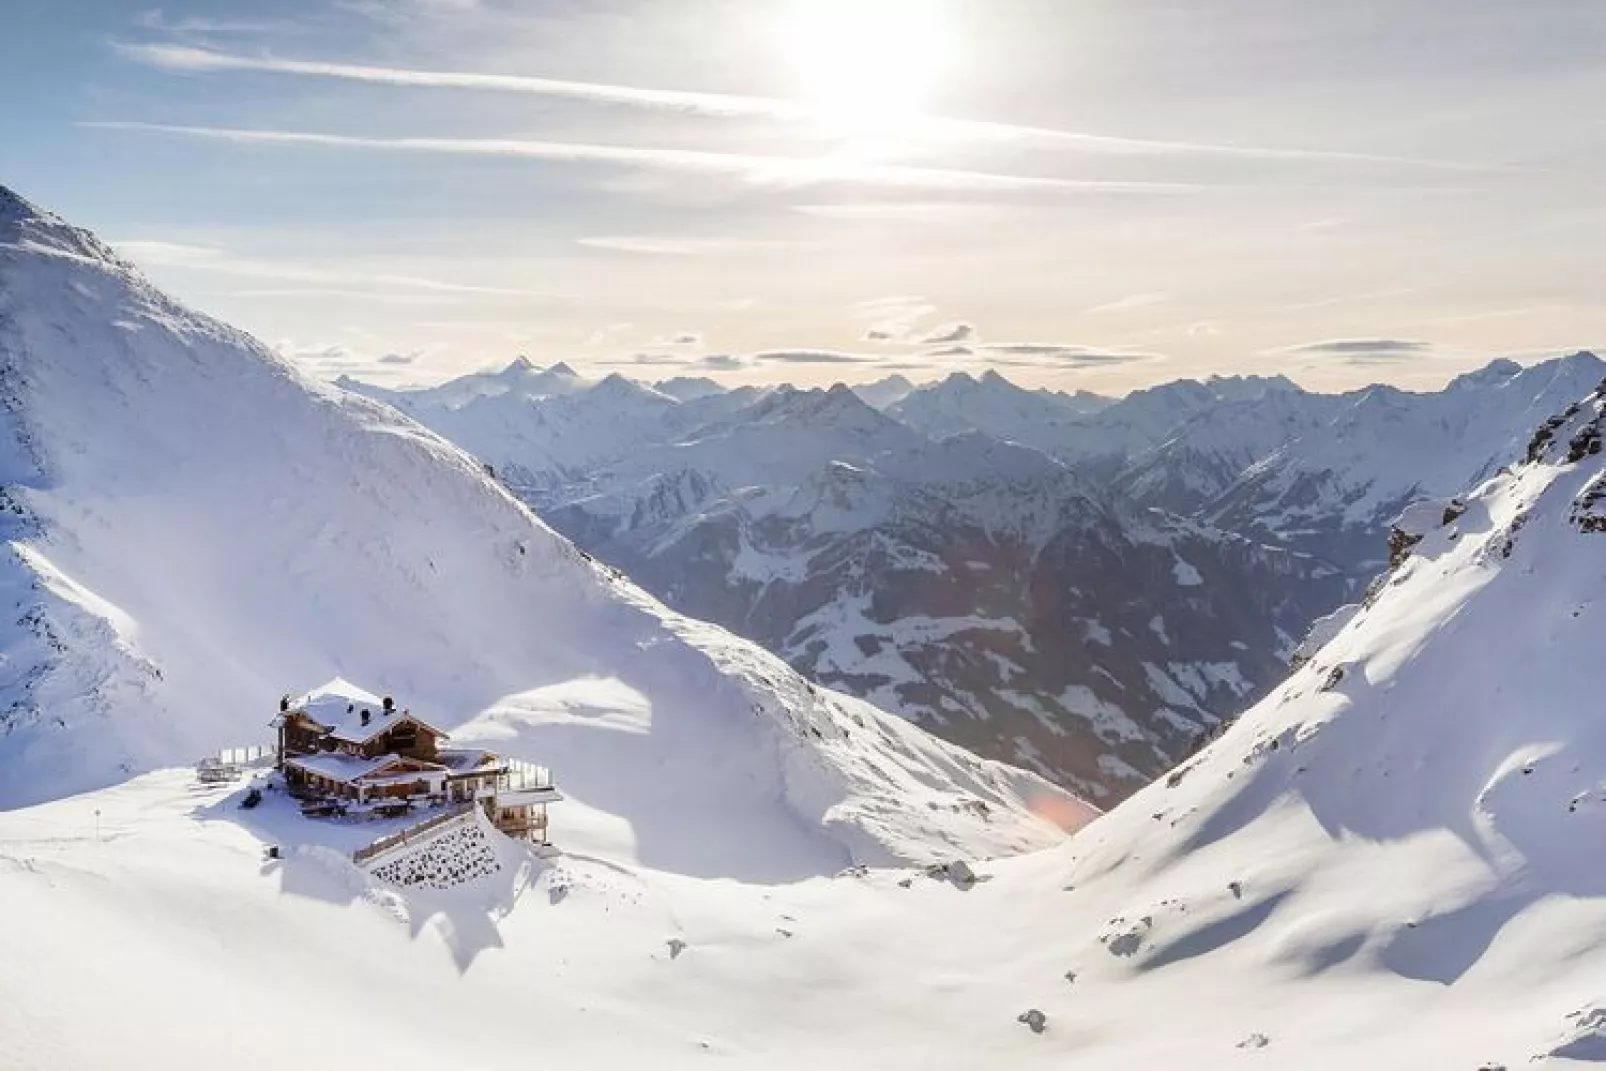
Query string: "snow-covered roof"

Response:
xmin=285 ymin=751 xmax=449 ymax=784
xmin=285 ymin=752 xmax=401 ymax=783
xmin=436 ymin=748 xmax=503 ymax=773
xmin=285 ymin=677 xmax=447 ymax=745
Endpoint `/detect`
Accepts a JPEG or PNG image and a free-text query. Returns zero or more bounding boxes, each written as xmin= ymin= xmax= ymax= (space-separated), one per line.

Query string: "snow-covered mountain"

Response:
xmin=0 ymin=185 xmax=1089 ymax=870
xmin=359 ymin=349 xmax=1604 ymax=803
xmin=6 ymin=359 xmax=1604 ymax=1069
xmin=888 ymin=369 xmax=1113 ymax=455
xmin=1202 ymin=354 xmax=1606 ymax=573
xmin=358 ymin=365 xmax=1348 ymax=802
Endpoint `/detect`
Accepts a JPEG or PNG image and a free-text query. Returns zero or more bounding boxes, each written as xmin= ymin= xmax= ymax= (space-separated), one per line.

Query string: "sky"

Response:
xmin=2 ymin=0 xmax=1604 ymax=393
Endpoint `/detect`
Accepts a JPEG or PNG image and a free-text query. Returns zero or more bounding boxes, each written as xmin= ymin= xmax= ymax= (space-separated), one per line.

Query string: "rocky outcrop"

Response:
xmin=366 ymin=810 xmax=504 ymax=890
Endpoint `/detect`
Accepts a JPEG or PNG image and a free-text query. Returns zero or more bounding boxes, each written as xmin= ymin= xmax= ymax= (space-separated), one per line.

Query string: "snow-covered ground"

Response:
xmin=6 ymin=182 xmax=1606 ymax=1068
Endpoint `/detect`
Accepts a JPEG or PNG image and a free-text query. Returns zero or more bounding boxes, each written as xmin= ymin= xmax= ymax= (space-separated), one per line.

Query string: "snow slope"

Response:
xmin=4 ymin=373 xmax=1604 ymax=1069
xmin=0 ymin=185 xmax=1088 ymax=872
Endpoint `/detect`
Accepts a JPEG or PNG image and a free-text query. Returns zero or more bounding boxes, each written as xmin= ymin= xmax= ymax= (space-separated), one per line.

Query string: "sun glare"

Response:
xmin=777 ymin=0 xmax=952 ymax=143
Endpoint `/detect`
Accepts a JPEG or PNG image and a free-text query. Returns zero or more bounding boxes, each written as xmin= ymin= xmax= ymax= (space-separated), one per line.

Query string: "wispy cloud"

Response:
xmin=116 ymin=44 xmax=1501 ymax=170
xmin=585 ymin=321 xmax=634 ymax=346
xmin=131 ymin=12 xmax=309 ymax=39
xmin=752 ymin=349 xmax=873 ymax=365
xmin=1279 ymin=287 xmax=1420 ymax=313
xmin=972 ymin=343 xmax=1160 ymax=368
xmin=792 ymin=203 xmax=1013 ymax=224
xmin=113 ymin=238 xmax=571 ymax=298
xmin=1287 ymin=338 xmax=1431 ymax=358
xmin=88 ymin=122 xmax=1205 ymax=193
xmin=578 ymin=236 xmax=810 ymax=256
xmin=919 ymin=322 xmax=974 ymax=345
xmin=1082 ymin=292 xmax=1167 ymax=315
xmin=277 ymin=340 xmax=425 ymax=380
xmin=853 ymin=295 xmax=937 ymax=342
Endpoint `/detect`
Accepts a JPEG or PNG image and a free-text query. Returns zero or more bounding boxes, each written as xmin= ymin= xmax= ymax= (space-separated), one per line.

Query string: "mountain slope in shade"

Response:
xmin=0 ymin=185 xmax=1089 ymax=871
xmin=541 ymin=403 xmax=1347 ymax=804
xmin=4 ymin=376 xmax=1604 ymax=1069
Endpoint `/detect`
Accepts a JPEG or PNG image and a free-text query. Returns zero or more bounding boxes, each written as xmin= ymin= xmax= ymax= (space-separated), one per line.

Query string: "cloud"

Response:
xmin=88 ymin=122 xmax=1206 ymax=194
xmin=1279 ymin=287 xmax=1420 ymax=313
xmin=276 ymin=340 xmax=424 ymax=380
xmin=972 ymin=343 xmax=1160 ymax=368
xmin=131 ymin=12 xmax=305 ymax=38
xmin=585 ymin=322 xmax=634 ymax=346
xmin=1082 ymin=292 xmax=1167 ymax=315
xmin=925 ymin=345 xmax=973 ymax=358
xmin=1287 ymin=338 xmax=1432 ymax=358
xmin=751 ymin=349 xmax=873 ymax=365
xmin=115 ymin=44 xmax=1499 ymax=171
xmin=645 ymin=331 xmax=702 ymax=346
xmin=853 ymin=296 xmax=936 ymax=341
xmin=920 ymin=322 xmax=974 ymax=345
xmin=578 ymin=236 xmax=809 ymax=255
xmin=112 ymin=238 xmax=572 ymax=299
xmin=699 ymin=354 xmax=749 ymax=371
xmin=792 ymin=203 xmax=1014 ymax=224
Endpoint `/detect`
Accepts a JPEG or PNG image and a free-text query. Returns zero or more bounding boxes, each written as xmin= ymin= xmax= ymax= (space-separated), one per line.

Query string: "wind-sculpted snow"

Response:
xmin=0 ymin=185 xmax=1087 ymax=871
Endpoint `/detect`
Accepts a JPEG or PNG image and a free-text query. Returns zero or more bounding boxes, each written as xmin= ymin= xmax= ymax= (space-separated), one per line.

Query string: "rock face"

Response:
xmin=366 ymin=811 xmax=503 ymax=890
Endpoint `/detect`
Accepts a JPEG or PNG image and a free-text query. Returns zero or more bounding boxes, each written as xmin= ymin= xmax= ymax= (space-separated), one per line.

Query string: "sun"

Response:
xmin=776 ymin=0 xmax=952 ymax=143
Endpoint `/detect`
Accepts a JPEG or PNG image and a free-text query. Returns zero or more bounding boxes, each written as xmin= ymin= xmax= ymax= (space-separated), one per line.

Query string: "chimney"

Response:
xmin=279 ymin=696 xmax=289 ymax=713
xmin=383 ymin=696 xmax=395 ymax=715
xmin=360 ymin=709 xmax=371 ymax=726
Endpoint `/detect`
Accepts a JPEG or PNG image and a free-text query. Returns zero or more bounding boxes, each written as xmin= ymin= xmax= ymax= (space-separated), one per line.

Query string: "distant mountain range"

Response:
xmin=342 ymin=349 xmax=1605 ymax=803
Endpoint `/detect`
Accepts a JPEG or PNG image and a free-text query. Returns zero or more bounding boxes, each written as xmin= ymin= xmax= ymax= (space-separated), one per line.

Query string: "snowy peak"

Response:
xmin=850 ymin=373 xmax=915 ymax=410
xmin=591 ymin=371 xmax=675 ymax=406
xmin=1 ymin=184 xmax=120 ymax=269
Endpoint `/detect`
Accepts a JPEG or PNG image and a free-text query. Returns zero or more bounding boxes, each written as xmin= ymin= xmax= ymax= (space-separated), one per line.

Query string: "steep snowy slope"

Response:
xmin=4 ymin=376 xmax=1604 ymax=1070
xmin=0 ymin=185 xmax=1088 ymax=869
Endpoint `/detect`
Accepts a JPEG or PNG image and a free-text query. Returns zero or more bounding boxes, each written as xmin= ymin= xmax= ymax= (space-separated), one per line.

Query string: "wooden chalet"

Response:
xmin=272 ymin=679 xmax=559 ymax=839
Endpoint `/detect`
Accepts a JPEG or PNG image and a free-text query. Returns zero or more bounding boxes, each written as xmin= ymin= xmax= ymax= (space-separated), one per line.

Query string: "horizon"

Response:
xmin=340 ymin=348 xmax=1605 ymax=402
xmin=3 ymin=0 xmax=1603 ymax=392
